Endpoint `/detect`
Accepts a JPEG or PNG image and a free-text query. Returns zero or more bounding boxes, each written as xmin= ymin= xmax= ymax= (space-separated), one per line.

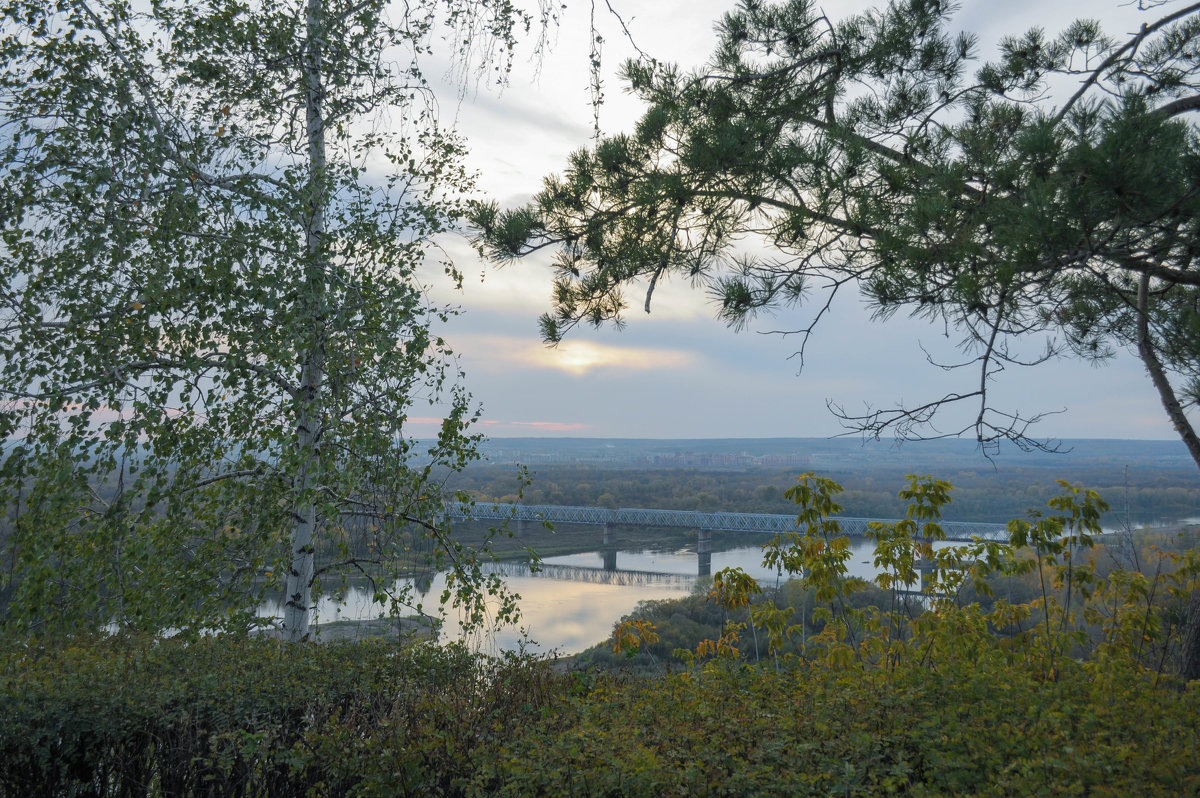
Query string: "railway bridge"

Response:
xmin=445 ymin=502 xmax=1010 ymax=577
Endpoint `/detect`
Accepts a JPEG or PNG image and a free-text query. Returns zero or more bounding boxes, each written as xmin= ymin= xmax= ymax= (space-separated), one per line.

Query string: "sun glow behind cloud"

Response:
xmin=402 ymin=416 xmax=591 ymax=436
xmin=460 ymin=335 xmax=699 ymax=377
xmin=481 ymin=419 xmax=592 ymax=432
xmin=421 ymin=0 xmax=1185 ymax=441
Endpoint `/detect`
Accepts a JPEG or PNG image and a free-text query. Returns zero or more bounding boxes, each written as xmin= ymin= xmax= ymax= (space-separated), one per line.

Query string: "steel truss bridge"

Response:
xmin=446 ymin=502 xmax=1008 ymax=543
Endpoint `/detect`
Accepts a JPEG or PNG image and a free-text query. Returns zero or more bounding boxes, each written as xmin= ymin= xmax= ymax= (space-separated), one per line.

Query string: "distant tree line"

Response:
xmin=449 ymin=462 xmax=1200 ymax=525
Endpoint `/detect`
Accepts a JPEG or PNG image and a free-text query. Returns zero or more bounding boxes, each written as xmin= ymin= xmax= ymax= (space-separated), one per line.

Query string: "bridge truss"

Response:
xmin=445 ymin=502 xmax=1008 ymax=543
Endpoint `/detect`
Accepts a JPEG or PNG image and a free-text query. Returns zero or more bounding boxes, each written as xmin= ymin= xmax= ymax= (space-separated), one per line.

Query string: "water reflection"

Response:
xmin=259 ymin=566 xmax=697 ymax=655
xmin=260 ymin=537 xmax=945 ymax=655
xmin=542 ymin=545 xmax=797 ymax=583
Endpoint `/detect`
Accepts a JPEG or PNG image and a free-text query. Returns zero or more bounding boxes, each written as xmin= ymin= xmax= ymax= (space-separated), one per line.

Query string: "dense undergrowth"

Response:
xmin=3 ymin=473 xmax=1200 ymax=795
xmin=0 ymin=636 xmax=556 ymax=797
xmin=0 ymin=634 xmax=1197 ymax=796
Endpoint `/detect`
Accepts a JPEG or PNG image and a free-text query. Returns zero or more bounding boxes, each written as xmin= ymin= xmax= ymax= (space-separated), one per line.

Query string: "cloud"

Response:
xmin=538 ymin=339 xmax=693 ymax=376
xmin=458 ymin=334 xmax=699 ymax=376
xmin=405 ymin=416 xmax=448 ymax=426
xmin=403 ymin=416 xmax=592 ymax=435
xmin=429 ymin=234 xmax=716 ymax=326
xmin=479 ymin=419 xmax=593 ymax=433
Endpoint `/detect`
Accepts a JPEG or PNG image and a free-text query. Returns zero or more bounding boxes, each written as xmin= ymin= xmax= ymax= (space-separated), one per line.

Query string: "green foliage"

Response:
xmin=551 ymin=470 xmax=1200 ymax=793
xmin=5 ymin=630 xmax=1198 ymax=797
xmin=3 ymin=472 xmax=1198 ymax=795
xmin=0 ymin=0 xmax=543 ymax=638
xmin=0 ymin=635 xmax=560 ymax=797
xmin=672 ymin=472 xmax=1199 ymax=681
xmin=449 ymin=457 xmax=1200 ymax=525
xmin=477 ymin=661 xmax=1200 ymax=797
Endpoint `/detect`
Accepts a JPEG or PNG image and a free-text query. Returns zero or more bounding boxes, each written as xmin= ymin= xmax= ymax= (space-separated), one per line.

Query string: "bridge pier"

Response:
xmin=601 ymin=523 xmax=617 ymax=571
xmin=697 ymin=528 xmax=712 ymax=577
xmin=602 ymin=547 xmax=617 ymax=572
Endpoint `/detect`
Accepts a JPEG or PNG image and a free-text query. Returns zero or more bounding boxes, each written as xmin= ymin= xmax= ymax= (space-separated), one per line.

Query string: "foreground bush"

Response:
xmin=0 ymin=635 xmax=557 ymax=797
xmin=1 ymin=633 xmax=1198 ymax=796
xmin=477 ymin=660 xmax=1200 ymax=797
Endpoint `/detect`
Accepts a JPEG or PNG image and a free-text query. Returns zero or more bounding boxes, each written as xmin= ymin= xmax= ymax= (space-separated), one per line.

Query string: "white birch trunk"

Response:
xmin=282 ymin=0 xmax=329 ymax=642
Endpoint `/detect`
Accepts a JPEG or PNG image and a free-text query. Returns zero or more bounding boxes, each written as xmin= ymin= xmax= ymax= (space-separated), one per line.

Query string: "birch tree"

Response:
xmin=0 ymin=0 xmax=545 ymax=640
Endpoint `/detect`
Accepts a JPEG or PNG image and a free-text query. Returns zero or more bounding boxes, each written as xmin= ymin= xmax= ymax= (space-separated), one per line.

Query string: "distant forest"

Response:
xmin=449 ymin=439 xmax=1200 ymax=526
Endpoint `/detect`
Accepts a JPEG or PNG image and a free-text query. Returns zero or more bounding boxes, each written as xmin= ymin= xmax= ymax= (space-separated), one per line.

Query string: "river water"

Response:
xmin=260 ymin=515 xmax=1196 ymax=653
xmin=272 ymin=538 xmax=898 ymax=655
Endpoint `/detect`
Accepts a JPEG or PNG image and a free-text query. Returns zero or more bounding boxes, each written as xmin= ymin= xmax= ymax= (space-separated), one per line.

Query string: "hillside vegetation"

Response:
xmin=1 ymin=629 xmax=1196 ymax=796
xmin=3 ymin=473 xmax=1199 ymax=796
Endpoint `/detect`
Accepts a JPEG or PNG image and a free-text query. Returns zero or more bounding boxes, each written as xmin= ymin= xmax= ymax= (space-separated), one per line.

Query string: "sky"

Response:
xmin=409 ymin=0 xmax=1187 ymax=442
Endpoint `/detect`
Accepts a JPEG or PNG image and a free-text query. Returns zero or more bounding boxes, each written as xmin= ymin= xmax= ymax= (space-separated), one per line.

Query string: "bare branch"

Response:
xmin=1053 ymin=1 xmax=1200 ymax=124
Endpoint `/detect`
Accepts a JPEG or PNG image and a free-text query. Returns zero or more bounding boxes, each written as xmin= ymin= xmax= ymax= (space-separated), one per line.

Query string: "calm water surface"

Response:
xmin=268 ymin=538 xmax=899 ymax=655
xmin=264 ymin=520 xmax=1185 ymax=653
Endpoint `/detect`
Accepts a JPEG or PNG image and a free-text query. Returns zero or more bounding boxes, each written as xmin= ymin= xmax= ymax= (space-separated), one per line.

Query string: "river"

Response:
xmin=259 ymin=516 xmax=1196 ymax=654
xmin=263 ymin=536 xmax=899 ymax=654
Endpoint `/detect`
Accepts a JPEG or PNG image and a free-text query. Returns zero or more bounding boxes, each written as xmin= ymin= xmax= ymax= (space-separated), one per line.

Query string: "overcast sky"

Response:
xmin=410 ymin=0 xmax=1186 ymax=442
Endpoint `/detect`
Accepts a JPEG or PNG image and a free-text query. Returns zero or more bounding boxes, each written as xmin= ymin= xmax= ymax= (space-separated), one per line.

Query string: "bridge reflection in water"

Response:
xmin=447 ymin=502 xmax=1010 ymax=579
xmin=483 ymin=560 xmax=700 ymax=588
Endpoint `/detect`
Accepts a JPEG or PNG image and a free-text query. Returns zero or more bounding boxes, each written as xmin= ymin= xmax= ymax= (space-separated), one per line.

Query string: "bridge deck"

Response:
xmin=446 ymin=502 xmax=1008 ymax=543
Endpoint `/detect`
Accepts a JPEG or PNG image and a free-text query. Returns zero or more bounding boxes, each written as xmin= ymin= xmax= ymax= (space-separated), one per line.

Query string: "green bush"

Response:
xmin=468 ymin=661 xmax=1200 ymax=797
xmin=2 ymin=631 xmax=1198 ymax=796
xmin=0 ymin=635 xmax=558 ymax=797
